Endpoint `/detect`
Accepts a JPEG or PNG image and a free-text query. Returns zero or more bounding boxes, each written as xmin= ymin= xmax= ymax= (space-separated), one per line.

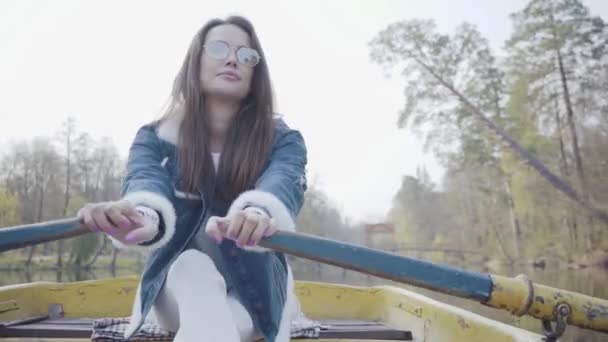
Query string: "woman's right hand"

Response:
xmin=77 ymin=200 xmax=159 ymax=245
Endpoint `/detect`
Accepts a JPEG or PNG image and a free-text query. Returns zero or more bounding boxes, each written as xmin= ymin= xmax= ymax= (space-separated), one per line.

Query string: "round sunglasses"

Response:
xmin=203 ymin=40 xmax=261 ymax=67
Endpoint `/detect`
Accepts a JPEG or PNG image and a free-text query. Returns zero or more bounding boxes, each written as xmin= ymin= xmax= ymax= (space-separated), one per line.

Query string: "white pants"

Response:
xmin=149 ymin=249 xmax=258 ymax=342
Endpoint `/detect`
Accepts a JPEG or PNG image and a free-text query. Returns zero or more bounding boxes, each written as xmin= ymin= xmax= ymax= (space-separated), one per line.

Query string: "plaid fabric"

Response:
xmin=91 ymin=314 xmax=322 ymax=341
xmin=92 ymin=317 xmax=174 ymax=341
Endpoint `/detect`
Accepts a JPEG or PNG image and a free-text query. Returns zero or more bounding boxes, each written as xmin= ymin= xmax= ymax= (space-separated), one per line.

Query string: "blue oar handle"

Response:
xmin=0 ymin=218 xmax=492 ymax=301
xmin=0 ymin=218 xmax=89 ymax=253
xmin=260 ymin=231 xmax=492 ymax=301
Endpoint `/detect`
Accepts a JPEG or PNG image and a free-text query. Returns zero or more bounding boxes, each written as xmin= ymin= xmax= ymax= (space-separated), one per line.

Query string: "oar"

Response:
xmin=1 ymin=219 xmax=606 ymax=336
xmin=0 ymin=218 xmax=86 ymax=252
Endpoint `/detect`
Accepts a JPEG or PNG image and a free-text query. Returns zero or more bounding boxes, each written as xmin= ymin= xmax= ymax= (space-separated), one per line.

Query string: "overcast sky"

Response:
xmin=1 ymin=0 xmax=607 ymax=223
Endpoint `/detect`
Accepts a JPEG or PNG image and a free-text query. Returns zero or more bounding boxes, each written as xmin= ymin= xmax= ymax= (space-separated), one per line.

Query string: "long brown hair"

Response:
xmin=163 ymin=16 xmax=274 ymax=201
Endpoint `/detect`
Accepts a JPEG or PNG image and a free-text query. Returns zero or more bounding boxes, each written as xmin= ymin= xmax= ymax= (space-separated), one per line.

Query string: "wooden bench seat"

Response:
xmin=0 ymin=316 xmax=413 ymax=340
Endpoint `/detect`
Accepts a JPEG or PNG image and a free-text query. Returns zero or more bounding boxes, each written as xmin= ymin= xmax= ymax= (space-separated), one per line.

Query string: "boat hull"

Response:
xmin=0 ymin=276 xmax=544 ymax=341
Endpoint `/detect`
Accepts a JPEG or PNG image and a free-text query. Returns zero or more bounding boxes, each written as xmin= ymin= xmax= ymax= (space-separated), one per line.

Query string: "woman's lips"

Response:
xmin=218 ymin=71 xmax=241 ymax=81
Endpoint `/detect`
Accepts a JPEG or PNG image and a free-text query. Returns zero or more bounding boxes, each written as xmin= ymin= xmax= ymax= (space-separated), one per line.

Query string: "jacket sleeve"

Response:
xmin=110 ymin=124 xmax=177 ymax=251
xmin=227 ymin=121 xmax=307 ymax=235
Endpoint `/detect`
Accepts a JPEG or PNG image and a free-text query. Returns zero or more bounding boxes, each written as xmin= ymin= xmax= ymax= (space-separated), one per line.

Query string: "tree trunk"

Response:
xmin=84 ymin=236 xmax=107 ymax=269
xmin=25 ymin=246 xmax=36 ymax=268
xmin=504 ymin=178 xmax=523 ymax=261
xmin=110 ymin=248 xmax=118 ymax=271
xmin=554 ymin=98 xmax=569 ymax=177
xmin=553 ymin=99 xmax=579 ymax=253
xmin=26 ymin=184 xmax=45 ymax=268
xmin=56 ymin=241 xmax=64 ymax=269
xmin=549 ymin=12 xmax=592 ymax=250
xmin=58 ymin=119 xmax=74 ymax=269
xmin=549 ymin=11 xmax=586 ymax=196
xmin=556 ymin=46 xmax=594 ymax=252
xmin=556 ymin=49 xmax=586 ymax=194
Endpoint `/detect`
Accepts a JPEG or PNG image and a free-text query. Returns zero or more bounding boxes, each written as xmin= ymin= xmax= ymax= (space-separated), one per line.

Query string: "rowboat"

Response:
xmin=1 ymin=218 xmax=607 ymax=341
xmin=0 ymin=275 xmax=545 ymax=341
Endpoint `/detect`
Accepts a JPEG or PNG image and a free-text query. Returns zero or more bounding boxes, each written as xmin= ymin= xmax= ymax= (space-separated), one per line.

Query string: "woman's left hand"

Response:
xmin=205 ymin=208 xmax=277 ymax=247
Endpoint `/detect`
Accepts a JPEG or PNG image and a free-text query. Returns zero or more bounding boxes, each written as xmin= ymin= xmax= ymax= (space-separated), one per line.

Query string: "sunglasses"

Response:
xmin=203 ymin=40 xmax=261 ymax=67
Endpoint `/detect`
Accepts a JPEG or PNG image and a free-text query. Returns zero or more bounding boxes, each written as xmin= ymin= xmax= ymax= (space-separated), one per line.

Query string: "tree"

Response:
xmin=56 ymin=117 xmax=78 ymax=268
xmin=370 ymin=21 xmax=530 ymax=259
xmin=0 ymin=119 xmax=125 ymax=269
xmin=296 ymin=183 xmax=349 ymax=240
xmin=369 ymin=16 xmax=608 ymax=227
xmin=506 ymin=0 xmax=608 ymax=250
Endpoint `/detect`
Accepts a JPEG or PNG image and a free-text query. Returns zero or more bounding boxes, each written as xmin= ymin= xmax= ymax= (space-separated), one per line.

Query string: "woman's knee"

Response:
xmin=167 ymin=249 xmax=226 ymax=291
xmin=153 ymin=286 xmax=180 ymax=332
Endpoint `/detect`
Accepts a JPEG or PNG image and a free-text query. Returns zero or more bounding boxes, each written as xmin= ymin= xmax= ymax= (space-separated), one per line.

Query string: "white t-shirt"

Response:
xmin=211 ymin=152 xmax=220 ymax=171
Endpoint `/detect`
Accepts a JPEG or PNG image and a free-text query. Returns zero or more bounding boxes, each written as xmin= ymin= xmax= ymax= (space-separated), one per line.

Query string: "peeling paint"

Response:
xmin=583 ymin=302 xmax=608 ymax=321
xmin=457 ymin=316 xmax=471 ymax=330
xmin=423 ymin=319 xmax=431 ymax=342
xmin=396 ymin=302 xmax=423 ymax=317
xmin=0 ymin=300 xmax=18 ymax=314
xmin=296 ymin=287 xmax=311 ymax=297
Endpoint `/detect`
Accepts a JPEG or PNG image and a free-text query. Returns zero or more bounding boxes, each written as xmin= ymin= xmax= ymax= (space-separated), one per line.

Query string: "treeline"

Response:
xmin=0 ymin=118 xmax=124 ymax=269
xmin=371 ymin=0 xmax=608 ymax=264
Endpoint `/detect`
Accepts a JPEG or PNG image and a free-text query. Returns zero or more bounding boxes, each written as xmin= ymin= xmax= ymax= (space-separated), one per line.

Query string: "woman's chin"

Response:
xmin=204 ymin=86 xmax=248 ymax=102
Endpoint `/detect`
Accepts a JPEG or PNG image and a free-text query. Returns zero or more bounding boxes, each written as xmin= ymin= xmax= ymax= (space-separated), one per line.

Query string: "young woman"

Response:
xmin=78 ymin=16 xmax=307 ymax=342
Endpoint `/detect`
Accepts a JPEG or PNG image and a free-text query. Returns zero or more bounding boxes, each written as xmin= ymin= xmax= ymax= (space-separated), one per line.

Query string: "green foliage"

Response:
xmin=0 ymin=118 xmax=124 ymax=268
xmin=69 ymin=234 xmax=101 ymax=266
xmin=0 ymin=190 xmax=20 ymax=227
xmin=370 ymin=19 xmax=504 ymax=162
xmin=372 ymin=0 xmax=608 ymax=263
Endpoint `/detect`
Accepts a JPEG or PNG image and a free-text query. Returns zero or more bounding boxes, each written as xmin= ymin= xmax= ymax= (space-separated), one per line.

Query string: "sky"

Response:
xmin=1 ymin=0 xmax=607 ymax=223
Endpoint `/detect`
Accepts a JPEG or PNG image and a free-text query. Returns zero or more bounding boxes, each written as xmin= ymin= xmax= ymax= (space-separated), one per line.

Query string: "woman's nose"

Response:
xmin=224 ymin=49 xmax=238 ymax=66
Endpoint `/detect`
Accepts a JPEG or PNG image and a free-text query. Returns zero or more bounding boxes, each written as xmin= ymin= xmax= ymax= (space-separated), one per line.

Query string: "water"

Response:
xmin=1 ymin=259 xmax=606 ymax=341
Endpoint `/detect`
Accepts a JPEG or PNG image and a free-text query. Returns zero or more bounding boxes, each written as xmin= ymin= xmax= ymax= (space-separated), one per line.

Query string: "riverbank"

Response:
xmin=481 ymin=250 xmax=608 ymax=272
xmin=0 ymin=253 xmax=143 ymax=272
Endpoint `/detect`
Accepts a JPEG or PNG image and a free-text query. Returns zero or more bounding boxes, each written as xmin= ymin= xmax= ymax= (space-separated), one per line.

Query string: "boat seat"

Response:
xmin=0 ymin=316 xmax=413 ymax=340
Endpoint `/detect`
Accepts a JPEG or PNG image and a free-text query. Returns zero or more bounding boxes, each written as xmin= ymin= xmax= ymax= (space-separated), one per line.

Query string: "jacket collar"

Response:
xmin=157 ymin=108 xmax=184 ymax=146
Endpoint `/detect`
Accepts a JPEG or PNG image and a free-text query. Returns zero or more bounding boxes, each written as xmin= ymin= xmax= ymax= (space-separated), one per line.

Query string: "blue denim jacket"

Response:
xmin=113 ymin=113 xmax=307 ymax=342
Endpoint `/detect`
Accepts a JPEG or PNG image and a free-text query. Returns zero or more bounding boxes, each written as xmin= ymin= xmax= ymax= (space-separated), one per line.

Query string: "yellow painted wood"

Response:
xmin=296 ymin=281 xmax=542 ymax=342
xmin=1 ymin=277 xmax=545 ymax=341
xmin=0 ymin=300 xmax=19 ymax=314
xmin=0 ymin=276 xmax=139 ymax=322
xmin=488 ymin=275 xmax=608 ymax=334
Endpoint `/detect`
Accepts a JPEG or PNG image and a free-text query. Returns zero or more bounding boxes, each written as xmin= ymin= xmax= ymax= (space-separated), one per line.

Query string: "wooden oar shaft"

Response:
xmin=1 ymin=219 xmax=607 ymax=333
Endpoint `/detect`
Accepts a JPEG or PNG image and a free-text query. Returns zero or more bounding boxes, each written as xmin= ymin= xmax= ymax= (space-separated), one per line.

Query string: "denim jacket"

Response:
xmin=112 ymin=112 xmax=307 ymax=342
